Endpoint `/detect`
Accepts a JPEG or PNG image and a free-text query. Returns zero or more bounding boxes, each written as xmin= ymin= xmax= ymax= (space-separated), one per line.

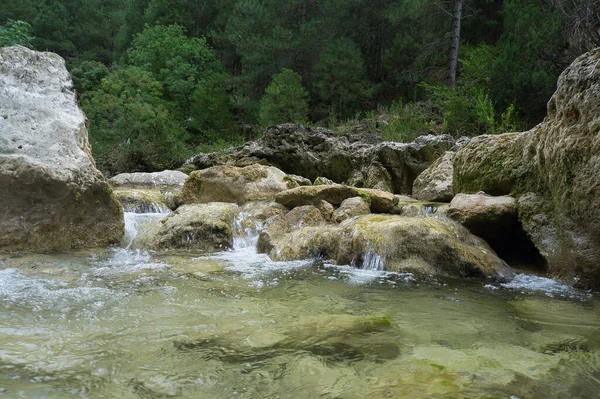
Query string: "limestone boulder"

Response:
xmin=332 ymin=197 xmax=371 ymax=223
xmin=182 ymin=124 xmax=454 ymax=194
xmin=452 ymin=48 xmax=600 ymax=287
xmin=413 ymin=151 xmax=454 ymax=202
xmin=336 ymin=215 xmax=514 ymax=279
xmin=108 ymin=170 xmax=188 ymax=189
xmin=448 ymin=193 xmax=518 ymax=233
xmin=176 ymin=164 xmax=296 ymax=206
xmin=257 ymin=205 xmax=326 ymax=256
xmin=372 ymin=134 xmax=455 ymax=194
xmin=131 ymin=203 xmax=237 ymax=251
xmin=0 ymin=46 xmax=123 ymax=252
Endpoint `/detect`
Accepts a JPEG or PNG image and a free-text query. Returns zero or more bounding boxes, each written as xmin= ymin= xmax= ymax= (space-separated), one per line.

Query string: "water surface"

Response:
xmin=0 ymin=212 xmax=599 ymax=398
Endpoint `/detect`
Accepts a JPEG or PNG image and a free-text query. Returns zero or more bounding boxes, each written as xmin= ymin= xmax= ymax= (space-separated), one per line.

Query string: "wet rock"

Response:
xmin=453 ymin=48 xmax=600 ymax=288
xmin=412 ymin=151 xmax=454 ymax=202
xmin=177 ymin=314 xmax=393 ymax=362
xmin=176 ymin=164 xmax=296 ymax=206
xmin=332 ymin=197 xmax=371 ymax=223
xmin=335 ymin=215 xmax=514 ymax=279
xmin=257 ymin=205 xmax=326 ymax=255
xmin=0 ymin=46 xmax=123 ymax=252
xmin=113 ymin=189 xmax=170 ymax=213
xmin=131 ymin=203 xmax=237 ymax=251
xmin=391 ymin=201 xmax=449 ymax=218
xmin=108 ymin=170 xmax=188 ymax=189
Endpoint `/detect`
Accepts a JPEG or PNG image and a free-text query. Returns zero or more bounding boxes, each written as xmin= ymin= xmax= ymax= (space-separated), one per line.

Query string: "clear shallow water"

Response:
xmin=0 ymin=214 xmax=599 ymax=398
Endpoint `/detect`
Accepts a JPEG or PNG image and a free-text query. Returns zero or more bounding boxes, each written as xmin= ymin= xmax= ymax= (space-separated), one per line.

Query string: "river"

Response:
xmin=0 ymin=209 xmax=599 ymax=398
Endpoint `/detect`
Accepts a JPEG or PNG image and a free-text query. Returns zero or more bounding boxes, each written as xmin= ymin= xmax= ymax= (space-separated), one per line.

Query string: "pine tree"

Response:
xmin=259 ymin=68 xmax=309 ymax=126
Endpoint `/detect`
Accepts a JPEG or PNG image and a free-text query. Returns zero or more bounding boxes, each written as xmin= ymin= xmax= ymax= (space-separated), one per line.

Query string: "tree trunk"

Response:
xmin=448 ymin=0 xmax=463 ymax=87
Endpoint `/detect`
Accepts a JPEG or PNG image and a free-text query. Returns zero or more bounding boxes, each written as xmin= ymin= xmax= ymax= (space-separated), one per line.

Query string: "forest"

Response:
xmin=1 ymin=0 xmax=599 ymax=175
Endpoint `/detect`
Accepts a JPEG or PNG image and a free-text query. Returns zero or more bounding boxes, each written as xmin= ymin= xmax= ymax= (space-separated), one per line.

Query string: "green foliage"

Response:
xmin=70 ymin=60 xmax=109 ymax=97
xmin=259 ymin=68 xmax=309 ymax=126
xmin=378 ymin=100 xmax=439 ymax=142
xmin=0 ymin=19 xmax=33 ymax=47
xmin=489 ymin=0 xmax=567 ymax=124
xmin=127 ymin=24 xmax=225 ymax=112
xmin=313 ymin=38 xmax=374 ymax=119
xmin=32 ymin=0 xmax=74 ymax=54
xmin=423 ymin=83 xmax=520 ymax=137
xmin=83 ymin=67 xmax=191 ymax=174
xmin=188 ymin=72 xmax=238 ymax=143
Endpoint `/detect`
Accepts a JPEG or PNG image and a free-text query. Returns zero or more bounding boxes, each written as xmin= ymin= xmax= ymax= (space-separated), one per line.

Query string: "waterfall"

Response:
xmin=122 ymin=211 xmax=167 ymax=249
xmin=232 ymin=211 xmax=263 ymax=250
xmin=353 ymin=250 xmax=385 ymax=271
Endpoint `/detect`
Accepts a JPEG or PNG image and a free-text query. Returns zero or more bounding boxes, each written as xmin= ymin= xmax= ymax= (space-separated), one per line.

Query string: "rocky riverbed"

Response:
xmin=1 ymin=45 xmax=600 ymax=398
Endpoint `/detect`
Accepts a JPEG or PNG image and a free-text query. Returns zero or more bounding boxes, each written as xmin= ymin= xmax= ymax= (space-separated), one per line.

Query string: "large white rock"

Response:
xmin=0 ymin=46 xmax=123 ymax=252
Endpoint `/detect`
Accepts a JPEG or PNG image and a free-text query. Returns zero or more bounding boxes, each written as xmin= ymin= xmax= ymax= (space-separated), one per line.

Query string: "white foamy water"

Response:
xmin=122 ymin=211 xmax=168 ymax=248
xmin=0 ymin=268 xmax=119 ymax=312
xmin=494 ymin=273 xmax=588 ymax=298
xmin=232 ymin=211 xmax=263 ymax=250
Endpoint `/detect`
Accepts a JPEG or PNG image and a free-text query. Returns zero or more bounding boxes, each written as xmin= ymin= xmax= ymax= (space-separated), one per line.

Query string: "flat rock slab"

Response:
xmin=109 ymin=170 xmax=188 ymax=189
xmin=275 ymin=185 xmax=398 ymax=213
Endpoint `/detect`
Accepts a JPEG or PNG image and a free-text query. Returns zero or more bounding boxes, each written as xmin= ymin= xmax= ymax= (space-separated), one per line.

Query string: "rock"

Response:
xmin=336 ymin=215 xmax=514 ymax=279
xmin=0 ymin=46 xmax=123 ymax=252
xmin=285 ymin=174 xmax=312 ymax=186
xmin=114 ymin=189 xmax=170 ymax=213
xmin=182 ymin=124 xmax=455 ymax=194
xmin=391 ymin=201 xmax=449 ymax=218
xmin=448 ymin=193 xmax=518 ymax=233
xmin=453 ymin=48 xmax=600 ymax=287
xmin=345 ymin=164 xmax=393 ymax=192
xmin=275 ymin=185 xmax=359 ymax=208
xmin=315 ymin=200 xmax=335 ymax=221
xmin=275 ymin=185 xmax=398 ymax=213
xmin=314 ymin=176 xmax=335 ymax=186
xmin=108 ymin=170 xmax=188 ymax=189
xmin=259 ymin=211 xmax=514 ymax=280
xmin=332 ymin=197 xmax=371 ymax=223
xmin=176 ymin=164 xmax=296 ymax=206
xmin=413 ymin=151 xmax=454 ymax=202
xmin=257 ymin=205 xmax=326 ymax=255
xmin=176 ymin=314 xmax=393 ymax=363
xmin=354 ymin=188 xmax=398 ymax=213
xmin=372 ymin=134 xmax=456 ymax=194
xmin=131 ymin=203 xmax=237 ymax=251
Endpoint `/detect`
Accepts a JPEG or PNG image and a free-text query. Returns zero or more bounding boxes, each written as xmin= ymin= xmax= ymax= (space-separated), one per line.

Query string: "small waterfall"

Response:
xmin=122 ymin=211 xmax=167 ymax=249
xmin=122 ymin=202 xmax=170 ymax=214
xmin=232 ymin=211 xmax=263 ymax=250
xmin=353 ymin=250 xmax=385 ymax=271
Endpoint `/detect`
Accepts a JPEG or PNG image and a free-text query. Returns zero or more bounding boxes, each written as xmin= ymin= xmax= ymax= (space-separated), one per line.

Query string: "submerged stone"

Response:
xmin=131 ymin=203 xmax=237 ymax=251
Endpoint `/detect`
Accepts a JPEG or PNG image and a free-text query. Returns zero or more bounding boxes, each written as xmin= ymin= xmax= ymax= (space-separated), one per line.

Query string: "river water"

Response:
xmin=1 ymin=210 xmax=599 ymax=398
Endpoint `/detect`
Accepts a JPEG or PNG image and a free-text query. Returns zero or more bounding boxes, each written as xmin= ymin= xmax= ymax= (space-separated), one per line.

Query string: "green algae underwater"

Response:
xmin=1 ymin=214 xmax=599 ymax=398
